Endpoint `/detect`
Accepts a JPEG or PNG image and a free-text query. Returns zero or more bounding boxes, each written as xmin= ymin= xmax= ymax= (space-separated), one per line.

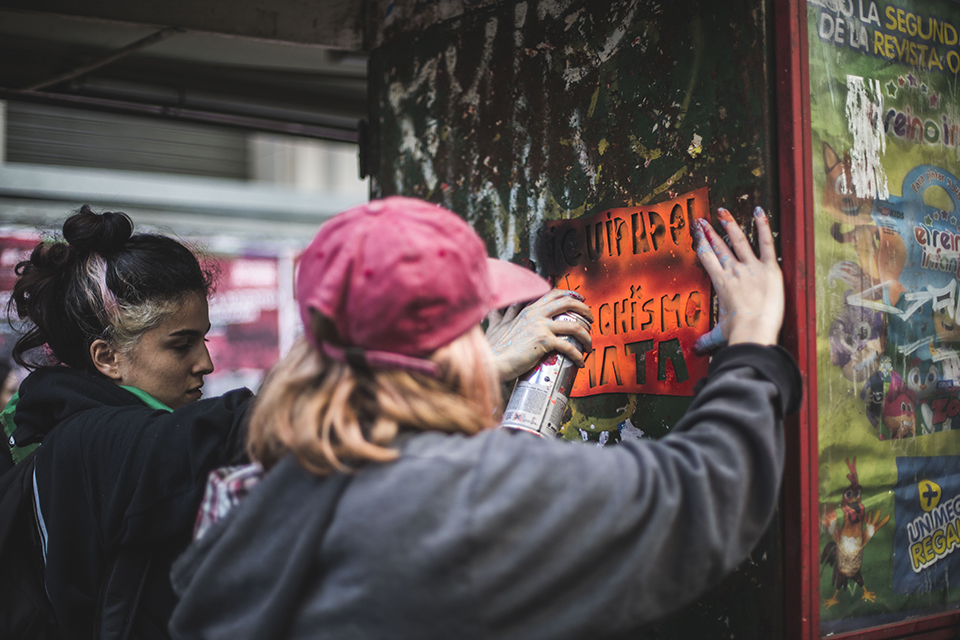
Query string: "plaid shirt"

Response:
xmin=193 ymin=463 xmax=264 ymax=540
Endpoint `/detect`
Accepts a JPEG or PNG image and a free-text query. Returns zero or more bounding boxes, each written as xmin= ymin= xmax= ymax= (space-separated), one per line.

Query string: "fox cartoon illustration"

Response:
xmin=822 ymin=142 xmax=906 ymax=305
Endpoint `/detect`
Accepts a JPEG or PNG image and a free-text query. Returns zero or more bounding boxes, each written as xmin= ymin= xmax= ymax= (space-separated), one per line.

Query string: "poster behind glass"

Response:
xmin=810 ymin=0 xmax=960 ymax=634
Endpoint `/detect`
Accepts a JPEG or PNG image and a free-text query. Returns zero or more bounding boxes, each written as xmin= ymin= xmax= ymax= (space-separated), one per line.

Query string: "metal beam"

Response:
xmin=0 ymin=88 xmax=359 ymax=142
xmin=24 ymin=26 xmax=184 ymax=91
xmin=0 ymin=1 xmax=365 ymax=50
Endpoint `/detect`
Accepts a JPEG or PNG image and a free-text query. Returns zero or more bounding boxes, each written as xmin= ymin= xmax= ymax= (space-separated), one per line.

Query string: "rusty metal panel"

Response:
xmin=369 ymin=0 xmax=781 ymax=636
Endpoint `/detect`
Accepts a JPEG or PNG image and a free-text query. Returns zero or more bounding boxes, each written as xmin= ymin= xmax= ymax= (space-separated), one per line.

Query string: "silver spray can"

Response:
xmin=499 ymin=312 xmax=592 ymax=437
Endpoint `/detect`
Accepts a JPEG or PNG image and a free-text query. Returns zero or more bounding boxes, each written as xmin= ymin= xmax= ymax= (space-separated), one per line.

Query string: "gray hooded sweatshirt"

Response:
xmin=169 ymin=344 xmax=801 ymax=640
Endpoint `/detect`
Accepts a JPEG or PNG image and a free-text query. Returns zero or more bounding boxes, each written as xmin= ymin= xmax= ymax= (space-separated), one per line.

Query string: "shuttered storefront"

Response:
xmin=5 ymin=101 xmax=248 ymax=180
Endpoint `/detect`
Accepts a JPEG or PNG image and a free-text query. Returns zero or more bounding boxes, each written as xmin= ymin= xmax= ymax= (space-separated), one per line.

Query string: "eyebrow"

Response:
xmin=166 ymin=325 xmax=211 ymax=338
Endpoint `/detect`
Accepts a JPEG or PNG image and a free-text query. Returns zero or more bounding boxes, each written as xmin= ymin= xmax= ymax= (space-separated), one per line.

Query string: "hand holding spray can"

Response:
xmin=499 ymin=312 xmax=592 ymax=437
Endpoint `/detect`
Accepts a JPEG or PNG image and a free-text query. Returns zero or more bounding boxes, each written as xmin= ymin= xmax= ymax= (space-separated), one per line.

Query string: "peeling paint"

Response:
xmin=444 ymin=44 xmax=459 ymax=92
xmin=378 ymin=0 xmax=772 ymax=258
xmin=396 ymin=116 xmax=438 ymax=192
xmin=596 ymin=2 xmax=639 ymax=65
xmin=370 ymin=4 xmax=783 ymax=628
xmin=373 ymin=0 xmax=777 ymax=556
xmin=629 ymin=134 xmax=662 ymax=166
xmin=562 ymin=58 xmax=589 ymax=87
xmin=587 ymin=85 xmax=600 ymax=119
xmin=618 ymin=418 xmax=645 ymax=441
xmin=463 ymin=18 xmax=500 ymax=108
xmin=538 ymin=0 xmax=576 ymax=21
xmin=687 ymin=133 xmax=703 ymax=158
xmin=638 ymin=165 xmax=688 ymax=205
xmin=568 ymin=110 xmax=598 ymax=186
xmin=563 ymin=8 xmax=584 ymax=31
xmin=515 ymin=1 xmax=528 ymax=42
xmin=388 ymin=56 xmax=439 ymax=113
xmin=845 ymin=74 xmax=890 ymax=200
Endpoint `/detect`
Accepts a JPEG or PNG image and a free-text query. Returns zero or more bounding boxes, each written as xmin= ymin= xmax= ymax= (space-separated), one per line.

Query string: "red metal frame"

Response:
xmin=826 ymin=613 xmax=960 ymax=640
xmin=775 ymin=1 xmax=818 ymax=639
xmin=776 ymin=2 xmax=960 ymax=639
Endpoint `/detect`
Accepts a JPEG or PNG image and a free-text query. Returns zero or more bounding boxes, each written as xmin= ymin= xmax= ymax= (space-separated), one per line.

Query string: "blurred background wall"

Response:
xmin=0 ymin=99 xmax=369 ymax=393
xmin=0 ymin=0 xmax=377 ymax=394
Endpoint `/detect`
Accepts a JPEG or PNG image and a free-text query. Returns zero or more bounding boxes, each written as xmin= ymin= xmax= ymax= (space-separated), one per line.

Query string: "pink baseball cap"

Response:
xmin=296 ymin=196 xmax=551 ymax=375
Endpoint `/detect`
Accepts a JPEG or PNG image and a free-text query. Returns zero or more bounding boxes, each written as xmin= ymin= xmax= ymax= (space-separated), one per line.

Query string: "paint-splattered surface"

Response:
xmin=370 ymin=1 xmax=781 ymax=637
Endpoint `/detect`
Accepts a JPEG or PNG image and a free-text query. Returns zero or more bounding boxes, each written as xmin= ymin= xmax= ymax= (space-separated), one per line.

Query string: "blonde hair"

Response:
xmin=248 ymin=323 xmax=501 ymax=474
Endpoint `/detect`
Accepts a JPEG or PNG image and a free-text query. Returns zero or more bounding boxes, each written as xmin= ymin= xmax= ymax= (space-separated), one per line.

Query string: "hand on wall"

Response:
xmin=692 ymin=207 xmax=784 ymax=353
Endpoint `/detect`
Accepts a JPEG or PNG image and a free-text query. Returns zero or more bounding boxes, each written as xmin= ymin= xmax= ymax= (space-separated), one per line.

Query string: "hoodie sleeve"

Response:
xmin=459 ymin=343 xmax=800 ymax=637
xmin=48 ymin=389 xmax=254 ymax=547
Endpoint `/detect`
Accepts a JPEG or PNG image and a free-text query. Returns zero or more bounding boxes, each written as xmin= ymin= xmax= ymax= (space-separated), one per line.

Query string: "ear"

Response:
xmin=90 ymin=339 xmax=123 ymax=381
xmin=823 ymin=142 xmax=841 ymax=174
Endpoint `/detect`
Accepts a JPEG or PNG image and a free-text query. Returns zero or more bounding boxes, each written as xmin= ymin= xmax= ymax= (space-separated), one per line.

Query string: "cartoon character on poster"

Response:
xmin=820 ymin=457 xmax=891 ymax=609
xmin=829 ymin=284 xmax=885 ymax=387
xmin=809 ymin=1 xmax=960 ymax=630
xmin=875 ymin=166 xmax=960 ymax=435
xmin=828 ymin=160 xmax=960 ymax=439
xmin=905 ymin=358 xmax=944 ymax=435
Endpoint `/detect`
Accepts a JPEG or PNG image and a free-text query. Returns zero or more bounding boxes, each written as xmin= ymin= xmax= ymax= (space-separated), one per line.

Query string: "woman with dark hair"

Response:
xmin=170 ymin=197 xmax=801 ymax=640
xmin=4 ymin=206 xmax=255 ymax=640
xmin=4 ymin=204 xmax=591 ymax=640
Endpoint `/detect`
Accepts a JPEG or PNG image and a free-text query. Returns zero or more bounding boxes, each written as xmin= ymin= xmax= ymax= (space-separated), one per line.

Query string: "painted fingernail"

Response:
xmin=568 ymin=291 xmax=585 ymax=301
xmin=753 ymin=206 xmax=766 ymax=218
xmin=716 ymin=208 xmax=734 ymax=227
xmin=697 ymin=219 xmax=718 ymax=246
xmin=703 ymin=221 xmax=725 ymax=247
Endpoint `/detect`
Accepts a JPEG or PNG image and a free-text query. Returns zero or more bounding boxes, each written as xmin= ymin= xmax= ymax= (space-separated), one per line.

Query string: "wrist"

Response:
xmin=727 ymin=321 xmax=779 ymax=347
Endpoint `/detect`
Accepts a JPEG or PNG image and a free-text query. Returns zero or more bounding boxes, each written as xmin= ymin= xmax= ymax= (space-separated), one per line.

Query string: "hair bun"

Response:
xmin=62 ymin=205 xmax=134 ymax=255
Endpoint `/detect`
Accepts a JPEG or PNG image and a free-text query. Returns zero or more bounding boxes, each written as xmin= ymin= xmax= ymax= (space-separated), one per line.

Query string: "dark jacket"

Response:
xmin=13 ymin=366 xmax=253 ymax=640
xmin=170 ymin=344 xmax=802 ymax=640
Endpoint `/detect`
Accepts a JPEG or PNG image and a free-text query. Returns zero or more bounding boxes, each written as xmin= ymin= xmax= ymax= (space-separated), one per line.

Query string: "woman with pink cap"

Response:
xmin=1 ymin=203 xmax=582 ymax=640
xmin=169 ymin=197 xmax=799 ymax=640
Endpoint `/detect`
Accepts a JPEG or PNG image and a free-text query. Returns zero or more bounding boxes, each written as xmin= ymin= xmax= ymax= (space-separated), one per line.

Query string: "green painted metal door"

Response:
xmin=368 ymin=0 xmax=782 ymax=636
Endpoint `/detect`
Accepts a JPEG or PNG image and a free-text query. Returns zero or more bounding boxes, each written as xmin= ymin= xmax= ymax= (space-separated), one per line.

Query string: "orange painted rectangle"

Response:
xmin=542 ymin=187 xmax=712 ymax=397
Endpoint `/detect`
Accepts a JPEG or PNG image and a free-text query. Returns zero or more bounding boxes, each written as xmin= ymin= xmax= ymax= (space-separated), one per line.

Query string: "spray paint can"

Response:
xmin=500 ymin=312 xmax=592 ymax=437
